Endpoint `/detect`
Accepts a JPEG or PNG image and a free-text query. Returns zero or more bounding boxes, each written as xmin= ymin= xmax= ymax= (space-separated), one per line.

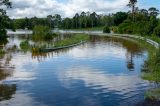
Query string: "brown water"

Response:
xmin=0 ymin=35 xmax=153 ymax=106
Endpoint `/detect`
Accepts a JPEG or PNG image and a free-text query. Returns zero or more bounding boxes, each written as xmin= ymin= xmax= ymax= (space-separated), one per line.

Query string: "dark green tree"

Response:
xmin=148 ymin=7 xmax=159 ymax=17
xmin=113 ymin=12 xmax=128 ymax=26
xmin=0 ymin=0 xmax=12 ymax=39
xmin=127 ymin=0 xmax=137 ymax=21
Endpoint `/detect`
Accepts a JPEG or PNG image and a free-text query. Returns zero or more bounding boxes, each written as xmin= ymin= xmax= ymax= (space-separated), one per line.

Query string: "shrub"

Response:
xmin=103 ymin=26 xmax=110 ymax=33
xmin=20 ymin=40 xmax=30 ymax=52
xmin=153 ymin=25 xmax=160 ymax=37
xmin=32 ymin=25 xmax=57 ymax=41
xmin=118 ymin=22 xmax=133 ymax=34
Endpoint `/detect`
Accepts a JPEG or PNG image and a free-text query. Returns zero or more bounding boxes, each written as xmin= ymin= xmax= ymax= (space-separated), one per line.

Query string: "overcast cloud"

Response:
xmin=6 ymin=0 xmax=160 ymax=19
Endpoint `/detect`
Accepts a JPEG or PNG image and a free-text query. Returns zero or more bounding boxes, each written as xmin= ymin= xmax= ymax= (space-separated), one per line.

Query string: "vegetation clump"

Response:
xmin=103 ymin=26 xmax=110 ymax=33
xmin=32 ymin=25 xmax=57 ymax=41
xmin=145 ymin=89 xmax=160 ymax=101
xmin=153 ymin=25 xmax=160 ymax=37
xmin=142 ymin=49 xmax=160 ymax=82
xmin=20 ymin=40 xmax=31 ymax=52
xmin=54 ymin=34 xmax=89 ymax=47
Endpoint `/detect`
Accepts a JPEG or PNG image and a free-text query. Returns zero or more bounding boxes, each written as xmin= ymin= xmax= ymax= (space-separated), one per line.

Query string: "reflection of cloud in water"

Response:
xmin=68 ymin=43 xmax=126 ymax=59
xmin=5 ymin=53 xmax=38 ymax=81
xmin=0 ymin=90 xmax=48 ymax=106
xmin=58 ymin=66 xmax=149 ymax=95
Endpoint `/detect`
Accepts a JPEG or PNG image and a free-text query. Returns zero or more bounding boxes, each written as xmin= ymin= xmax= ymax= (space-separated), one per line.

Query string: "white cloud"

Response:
xmin=7 ymin=0 xmax=129 ymax=18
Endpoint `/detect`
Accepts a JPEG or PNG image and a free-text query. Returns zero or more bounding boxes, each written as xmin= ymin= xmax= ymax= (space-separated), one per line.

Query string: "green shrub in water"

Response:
xmin=103 ymin=26 xmax=110 ymax=33
xmin=32 ymin=25 xmax=57 ymax=41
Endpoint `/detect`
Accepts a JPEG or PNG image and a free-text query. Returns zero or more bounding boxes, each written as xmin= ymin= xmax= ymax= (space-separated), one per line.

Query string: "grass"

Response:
xmin=145 ymin=89 xmax=160 ymax=101
xmin=32 ymin=34 xmax=90 ymax=53
xmin=63 ymin=26 xmax=104 ymax=31
xmin=54 ymin=34 xmax=89 ymax=47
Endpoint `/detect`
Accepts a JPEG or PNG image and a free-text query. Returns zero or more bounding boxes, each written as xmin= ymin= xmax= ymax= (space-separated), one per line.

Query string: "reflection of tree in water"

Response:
xmin=0 ymin=40 xmax=16 ymax=102
xmin=0 ymin=44 xmax=14 ymax=81
xmin=0 ymin=84 xmax=16 ymax=101
xmin=0 ymin=69 xmax=12 ymax=80
xmin=90 ymin=36 xmax=144 ymax=71
xmin=32 ymin=43 xmax=86 ymax=62
xmin=32 ymin=35 xmax=144 ymax=71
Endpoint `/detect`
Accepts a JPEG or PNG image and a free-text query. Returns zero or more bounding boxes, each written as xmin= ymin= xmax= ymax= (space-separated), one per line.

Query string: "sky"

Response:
xmin=6 ymin=0 xmax=160 ymax=19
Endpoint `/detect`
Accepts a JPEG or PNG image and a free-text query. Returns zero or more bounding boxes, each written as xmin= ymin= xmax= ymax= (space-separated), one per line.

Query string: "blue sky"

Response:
xmin=138 ymin=0 xmax=160 ymax=10
xmin=7 ymin=0 xmax=160 ymax=18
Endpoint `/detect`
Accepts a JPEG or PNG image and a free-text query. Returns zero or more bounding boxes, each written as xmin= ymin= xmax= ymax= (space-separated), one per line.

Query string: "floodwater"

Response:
xmin=0 ymin=35 xmax=154 ymax=106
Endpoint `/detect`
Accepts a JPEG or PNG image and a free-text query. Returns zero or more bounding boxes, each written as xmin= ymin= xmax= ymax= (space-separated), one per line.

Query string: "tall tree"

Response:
xmin=148 ymin=7 xmax=159 ymax=17
xmin=0 ymin=0 xmax=12 ymax=39
xmin=128 ymin=0 xmax=137 ymax=21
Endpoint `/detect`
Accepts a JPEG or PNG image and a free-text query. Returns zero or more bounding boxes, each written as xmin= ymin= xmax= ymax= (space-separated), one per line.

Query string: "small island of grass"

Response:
xmin=41 ymin=34 xmax=89 ymax=52
xmin=39 ymin=34 xmax=89 ymax=52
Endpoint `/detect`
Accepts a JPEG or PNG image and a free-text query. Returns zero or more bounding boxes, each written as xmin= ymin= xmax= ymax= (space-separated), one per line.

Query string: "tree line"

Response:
xmin=12 ymin=11 xmax=129 ymax=30
xmin=0 ymin=0 xmax=160 ymax=39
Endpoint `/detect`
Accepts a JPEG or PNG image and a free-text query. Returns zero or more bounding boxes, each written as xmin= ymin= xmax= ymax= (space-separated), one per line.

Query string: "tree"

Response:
xmin=73 ymin=13 xmax=79 ymax=28
xmin=153 ymin=25 xmax=160 ymax=37
xmin=90 ymin=12 xmax=97 ymax=28
xmin=140 ymin=9 xmax=148 ymax=16
xmin=113 ymin=12 xmax=128 ymax=26
xmin=127 ymin=0 xmax=137 ymax=21
xmin=148 ymin=7 xmax=159 ymax=17
xmin=0 ymin=0 xmax=12 ymax=8
xmin=0 ymin=0 xmax=12 ymax=40
xmin=103 ymin=26 xmax=110 ymax=33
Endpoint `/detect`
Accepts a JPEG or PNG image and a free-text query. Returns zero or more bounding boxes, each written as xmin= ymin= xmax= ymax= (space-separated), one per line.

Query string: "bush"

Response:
xmin=153 ymin=25 xmax=160 ymax=37
xmin=118 ymin=22 xmax=133 ymax=34
xmin=32 ymin=25 xmax=57 ymax=41
xmin=20 ymin=40 xmax=30 ymax=52
xmin=103 ymin=26 xmax=110 ymax=33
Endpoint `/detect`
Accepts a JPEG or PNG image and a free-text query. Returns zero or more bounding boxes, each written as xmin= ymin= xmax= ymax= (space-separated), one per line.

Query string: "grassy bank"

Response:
xmin=32 ymin=34 xmax=90 ymax=53
xmin=54 ymin=34 xmax=89 ymax=47
xmin=63 ymin=26 xmax=104 ymax=31
xmin=0 ymin=49 xmax=5 ymax=57
xmin=140 ymin=36 xmax=160 ymax=101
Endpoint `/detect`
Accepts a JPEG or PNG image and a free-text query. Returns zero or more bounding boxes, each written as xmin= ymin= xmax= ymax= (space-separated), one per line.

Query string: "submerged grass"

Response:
xmin=145 ymin=89 xmax=160 ymax=101
xmin=140 ymin=36 xmax=160 ymax=101
xmin=32 ymin=34 xmax=89 ymax=53
xmin=54 ymin=34 xmax=89 ymax=47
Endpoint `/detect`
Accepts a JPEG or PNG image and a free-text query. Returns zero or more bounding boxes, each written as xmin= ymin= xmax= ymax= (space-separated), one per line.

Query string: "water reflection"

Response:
xmin=0 ymin=40 xmax=16 ymax=102
xmin=0 ymin=84 xmax=16 ymax=101
xmin=0 ymin=35 xmax=151 ymax=106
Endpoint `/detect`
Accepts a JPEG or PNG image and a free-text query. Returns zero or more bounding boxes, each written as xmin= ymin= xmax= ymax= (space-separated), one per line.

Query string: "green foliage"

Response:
xmin=145 ymin=89 xmax=160 ymax=101
xmin=118 ymin=21 xmax=133 ymax=34
xmin=103 ymin=26 xmax=110 ymax=33
xmin=0 ymin=0 xmax=12 ymax=40
xmin=32 ymin=25 xmax=57 ymax=41
xmin=113 ymin=12 xmax=128 ymax=26
xmin=142 ymin=49 xmax=160 ymax=82
xmin=20 ymin=40 xmax=30 ymax=52
xmin=153 ymin=25 xmax=160 ymax=37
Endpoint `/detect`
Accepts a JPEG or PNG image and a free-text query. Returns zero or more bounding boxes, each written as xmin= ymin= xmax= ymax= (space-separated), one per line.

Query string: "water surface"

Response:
xmin=0 ymin=35 xmax=152 ymax=106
